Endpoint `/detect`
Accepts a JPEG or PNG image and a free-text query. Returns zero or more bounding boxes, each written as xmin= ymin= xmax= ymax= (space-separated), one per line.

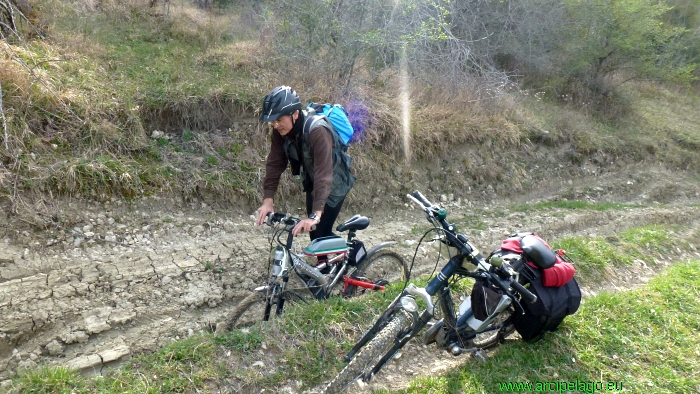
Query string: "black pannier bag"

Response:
xmin=512 ymin=264 xmax=582 ymax=342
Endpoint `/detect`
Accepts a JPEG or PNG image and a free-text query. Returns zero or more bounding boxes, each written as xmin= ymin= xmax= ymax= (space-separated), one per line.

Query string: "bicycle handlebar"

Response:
xmin=408 ymin=190 xmax=538 ymax=306
xmin=510 ymin=280 xmax=538 ymax=304
xmin=412 ymin=190 xmax=433 ymax=208
xmin=266 ymin=212 xmax=316 ymax=231
xmin=406 ymin=194 xmax=426 ymax=211
xmin=266 ymin=212 xmax=288 ymax=226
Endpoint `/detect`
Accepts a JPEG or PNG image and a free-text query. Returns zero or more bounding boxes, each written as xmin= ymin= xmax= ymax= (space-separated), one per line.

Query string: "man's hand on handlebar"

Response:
xmin=256 ymin=198 xmax=274 ymax=226
xmin=292 ymin=219 xmax=317 ymax=236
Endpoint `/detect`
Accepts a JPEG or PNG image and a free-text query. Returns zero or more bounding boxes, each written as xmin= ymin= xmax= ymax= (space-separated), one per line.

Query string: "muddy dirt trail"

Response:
xmin=1 ymin=167 xmax=699 ymax=389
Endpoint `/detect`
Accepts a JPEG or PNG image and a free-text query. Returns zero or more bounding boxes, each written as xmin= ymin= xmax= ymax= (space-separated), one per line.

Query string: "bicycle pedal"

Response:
xmin=471 ymin=349 xmax=488 ymax=362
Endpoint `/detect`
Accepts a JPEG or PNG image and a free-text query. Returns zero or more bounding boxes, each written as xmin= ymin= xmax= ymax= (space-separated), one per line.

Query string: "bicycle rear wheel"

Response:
xmin=346 ymin=250 xmax=408 ymax=297
xmin=323 ymin=311 xmax=412 ymax=394
xmin=223 ymin=286 xmax=307 ymax=330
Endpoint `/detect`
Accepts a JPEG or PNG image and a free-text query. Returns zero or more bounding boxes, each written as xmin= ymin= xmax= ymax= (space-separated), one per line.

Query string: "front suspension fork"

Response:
xmin=363 ymin=308 xmax=432 ymax=382
xmin=344 ymin=288 xmax=408 ymax=361
xmin=344 ymin=284 xmax=436 ymax=363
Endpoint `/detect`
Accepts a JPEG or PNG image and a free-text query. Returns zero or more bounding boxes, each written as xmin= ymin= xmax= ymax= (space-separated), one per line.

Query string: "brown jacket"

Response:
xmin=262 ymin=125 xmax=334 ymax=212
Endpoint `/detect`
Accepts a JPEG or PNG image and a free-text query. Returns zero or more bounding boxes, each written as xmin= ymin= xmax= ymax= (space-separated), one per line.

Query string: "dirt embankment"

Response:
xmin=1 ymin=166 xmax=699 ymax=387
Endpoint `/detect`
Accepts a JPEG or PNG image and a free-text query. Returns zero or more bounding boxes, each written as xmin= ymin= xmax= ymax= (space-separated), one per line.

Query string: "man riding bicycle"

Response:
xmin=256 ymin=86 xmax=356 ymax=243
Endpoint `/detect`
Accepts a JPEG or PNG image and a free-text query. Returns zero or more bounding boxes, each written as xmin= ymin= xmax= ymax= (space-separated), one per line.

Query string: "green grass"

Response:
xmin=213 ymin=328 xmax=265 ymax=351
xmin=0 ymin=0 xmax=271 ymax=205
xmin=11 ymin=367 xmax=84 ymax=394
xmin=549 ymin=225 xmax=682 ymax=276
xmin=617 ymin=225 xmax=679 ymax=255
xmin=46 ymin=0 xmax=263 ymax=105
xmin=10 ymin=334 xmax=220 ymax=393
xmin=400 ymin=259 xmax=700 ymax=394
xmin=553 ymin=237 xmax=634 ymax=273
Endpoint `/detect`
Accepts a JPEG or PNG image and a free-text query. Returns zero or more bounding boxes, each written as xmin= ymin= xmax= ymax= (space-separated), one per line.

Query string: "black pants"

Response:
xmin=306 ymin=192 xmax=346 ymax=242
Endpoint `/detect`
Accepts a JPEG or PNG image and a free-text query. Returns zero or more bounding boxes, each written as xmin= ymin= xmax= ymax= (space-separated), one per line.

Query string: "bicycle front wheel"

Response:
xmin=346 ymin=250 xmax=408 ymax=297
xmin=323 ymin=311 xmax=412 ymax=394
xmin=223 ymin=287 xmax=307 ymax=330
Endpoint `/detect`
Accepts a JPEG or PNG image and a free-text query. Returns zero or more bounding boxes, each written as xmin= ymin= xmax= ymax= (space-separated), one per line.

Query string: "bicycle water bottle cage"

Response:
xmin=304 ymin=236 xmax=349 ymax=257
xmin=520 ymin=235 xmax=556 ymax=269
xmin=336 ymin=215 xmax=370 ymax=232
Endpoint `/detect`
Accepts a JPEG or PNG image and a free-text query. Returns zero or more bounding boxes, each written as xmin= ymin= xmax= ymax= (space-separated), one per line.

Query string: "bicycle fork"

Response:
xmin=264 ymin=276 xmax=292 ymax=319
xmin=363 ymin=308 xmax=432 ymax=383
xmin=343 ymin=284 xmax=435 ymax=382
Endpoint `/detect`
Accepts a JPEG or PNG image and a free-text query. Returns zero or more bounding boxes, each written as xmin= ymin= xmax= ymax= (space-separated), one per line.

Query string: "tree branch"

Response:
xmin=0 ymin=82 xmax=7 ymax=151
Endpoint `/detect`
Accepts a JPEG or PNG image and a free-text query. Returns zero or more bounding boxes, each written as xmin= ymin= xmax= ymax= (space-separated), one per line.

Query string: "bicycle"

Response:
xmin=222 ymin=212 xmax=409 ymax=330
xmin=323 ymin=191 xmax=544 ymax=393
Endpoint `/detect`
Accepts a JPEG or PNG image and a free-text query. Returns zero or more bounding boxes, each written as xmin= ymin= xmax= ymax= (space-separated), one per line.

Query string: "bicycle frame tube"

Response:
xmin=270 ymin=215 xmax=401 ymax=306
xmin=437 ymin=286 xmax=459 ymax=331
xmin=324 ymin=260 xmax=350 ymax=292
xmin=425 ymin=255 xmax=464 ymax=295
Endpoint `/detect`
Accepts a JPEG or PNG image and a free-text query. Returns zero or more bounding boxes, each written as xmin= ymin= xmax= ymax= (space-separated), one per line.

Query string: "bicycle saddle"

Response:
xmin=336 ymin=214 xmax=370 ymax=232
xmin=520 ymin=235 xmax=556 ymax=269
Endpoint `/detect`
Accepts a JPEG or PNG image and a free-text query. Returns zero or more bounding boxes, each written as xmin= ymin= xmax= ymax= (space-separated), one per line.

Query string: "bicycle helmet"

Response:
xmin=259 ymin=86 xmax=302 ymax=122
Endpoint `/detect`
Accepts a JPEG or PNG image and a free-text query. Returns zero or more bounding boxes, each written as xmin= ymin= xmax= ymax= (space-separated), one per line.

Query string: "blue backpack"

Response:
xmin=306 ymin=103 xmax=355 ymax=145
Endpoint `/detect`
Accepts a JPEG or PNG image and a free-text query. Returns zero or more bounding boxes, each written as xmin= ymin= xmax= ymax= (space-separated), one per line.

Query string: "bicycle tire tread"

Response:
xmin=323 ymin=311 xmax=412 ymax=394
xmin=224 ymin=290 xmax=267 ymax=330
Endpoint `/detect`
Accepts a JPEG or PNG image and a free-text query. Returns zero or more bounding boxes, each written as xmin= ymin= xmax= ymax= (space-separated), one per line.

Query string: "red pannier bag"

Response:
xmin=497 ymin=232 xmax=581 ymax=341
xmin=539 ymin=258 xmax=575 ymax=287
xmin=500 ymin=233 xmax=575 ymax=288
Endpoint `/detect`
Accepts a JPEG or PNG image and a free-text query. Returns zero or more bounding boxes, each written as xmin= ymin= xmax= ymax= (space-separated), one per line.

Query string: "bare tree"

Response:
xmin=269 ymin=0 xmax=514 ymax=98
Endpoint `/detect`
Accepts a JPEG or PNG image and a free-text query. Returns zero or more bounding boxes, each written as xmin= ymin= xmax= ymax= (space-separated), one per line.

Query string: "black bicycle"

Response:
xmin=222 ymin=212 xmax=409 ymax=330
xmin=323 ymin=191 xmax=544 ymax=393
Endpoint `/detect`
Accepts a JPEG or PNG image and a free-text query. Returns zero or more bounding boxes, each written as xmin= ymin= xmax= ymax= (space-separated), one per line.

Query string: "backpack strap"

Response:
xmin=302 ymin=112 xmax=346 ymax=153
xmin=303 ymin=113 xmax=333 ymax=138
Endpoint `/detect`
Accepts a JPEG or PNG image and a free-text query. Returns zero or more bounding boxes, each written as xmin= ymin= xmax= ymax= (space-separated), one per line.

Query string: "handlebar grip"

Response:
xmin=266 ymin=212 xmax=286 ymax=226
xmin=412 ymin=190 xmax=433 ymax=208
xmin=311 ymin=224 xmax=317 ymax=231
xmin=511 ymin=280 xmax=538 ymax=304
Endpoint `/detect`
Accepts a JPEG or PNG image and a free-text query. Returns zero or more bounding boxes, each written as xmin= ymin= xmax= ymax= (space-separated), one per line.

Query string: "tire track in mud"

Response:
xmin=1 ymin=193 xmax=700 ymax=386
